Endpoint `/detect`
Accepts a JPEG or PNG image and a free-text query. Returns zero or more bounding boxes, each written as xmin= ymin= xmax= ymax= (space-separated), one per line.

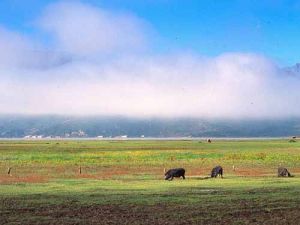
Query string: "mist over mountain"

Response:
xmin=1 ymin=63 xmax=300 ymax=139
xmin=0 ymin=115 xmax=299 ymax=138
xmin=283 ymin=63 xmax=300 ymax=76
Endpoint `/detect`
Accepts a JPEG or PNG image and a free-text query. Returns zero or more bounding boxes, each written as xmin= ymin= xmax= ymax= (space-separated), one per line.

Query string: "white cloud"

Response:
xmin=0 ymin=1 xmax=299 ymax=118
xmin=0 ymin=27 xmax=34 ymax=69
xmin=0 ymin=26 xmax=71 ymax=73
xmin=39 ymin=1 xmax=148 ymax=56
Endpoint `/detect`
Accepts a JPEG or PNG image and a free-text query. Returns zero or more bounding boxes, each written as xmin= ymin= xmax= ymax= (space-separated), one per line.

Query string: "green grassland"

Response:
xmin=1 ymin=140 xmax=300 ymax=224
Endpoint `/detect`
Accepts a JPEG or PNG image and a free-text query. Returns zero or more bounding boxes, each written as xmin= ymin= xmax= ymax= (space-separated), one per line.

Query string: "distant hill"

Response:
xmin=0 ymin=115 xmax=299 ymax=138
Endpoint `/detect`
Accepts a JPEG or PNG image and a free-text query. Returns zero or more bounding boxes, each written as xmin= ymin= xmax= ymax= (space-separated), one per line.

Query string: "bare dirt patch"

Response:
xmin=0 ymin=166 xmax=277 ymax=184
xmin=0 ymin=175 xmax=48 ymax=184
xmin=185 ymin=166 xmax=271 ymax=177
xmin=233 ymin=168 xmax=269 ymax=177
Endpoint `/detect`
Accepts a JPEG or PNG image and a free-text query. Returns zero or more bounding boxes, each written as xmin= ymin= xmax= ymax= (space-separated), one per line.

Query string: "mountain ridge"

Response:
xmin=0 ymin=115 xmax=299 ymax=138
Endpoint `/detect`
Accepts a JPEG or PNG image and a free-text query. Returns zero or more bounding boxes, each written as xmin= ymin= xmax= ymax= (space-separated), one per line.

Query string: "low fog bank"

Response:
xmin=1 ymin=2 xmax=300 ymax=118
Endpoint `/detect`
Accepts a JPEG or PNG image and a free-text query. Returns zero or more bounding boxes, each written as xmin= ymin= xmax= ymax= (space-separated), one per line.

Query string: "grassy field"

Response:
xmin=1 ymin=139 xmax=300 ymax=224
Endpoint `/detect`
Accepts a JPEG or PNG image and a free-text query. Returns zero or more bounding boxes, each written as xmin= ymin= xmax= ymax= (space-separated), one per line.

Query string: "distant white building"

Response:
xmin=115 ymin=135 xmax=127 ymax=139
xmin=78 ymin=130 xmax=85 ymax=136
xmin=70 ymin=130 xmax=86 ymax=137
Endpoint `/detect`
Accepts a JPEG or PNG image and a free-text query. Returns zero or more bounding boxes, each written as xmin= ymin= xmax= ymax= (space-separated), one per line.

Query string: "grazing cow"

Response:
xmin=278 ymin=167 xmax=293 ymax=177
xmin=211 ymin=166 xmax=223 ymax=178
xmin=165 ymin=168 xmax=185 ymax=181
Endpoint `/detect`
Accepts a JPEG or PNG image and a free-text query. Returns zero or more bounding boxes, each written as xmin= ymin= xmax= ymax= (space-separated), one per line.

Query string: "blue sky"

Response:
xmin=1 ymin=0 xmax=300 ymax=65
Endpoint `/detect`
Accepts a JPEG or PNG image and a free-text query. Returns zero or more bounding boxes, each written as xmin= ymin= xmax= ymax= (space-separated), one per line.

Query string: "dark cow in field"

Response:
xmin=164 ymin=168 xmax=185 ymax=181
xmin=211 ymin=166 xmax=223 ymax=178
xmin=278 ymin=167 xmax=293 ymax=177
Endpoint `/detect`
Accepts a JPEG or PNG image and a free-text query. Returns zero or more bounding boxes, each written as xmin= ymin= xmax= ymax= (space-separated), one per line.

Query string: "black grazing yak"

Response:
xmin=211 ymin=166 xmax=223 ymax=178
xmin=278 ymin=167 xmax=293 ymax=177
xmin=164 ymin=168 xmax=185 ymax=181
